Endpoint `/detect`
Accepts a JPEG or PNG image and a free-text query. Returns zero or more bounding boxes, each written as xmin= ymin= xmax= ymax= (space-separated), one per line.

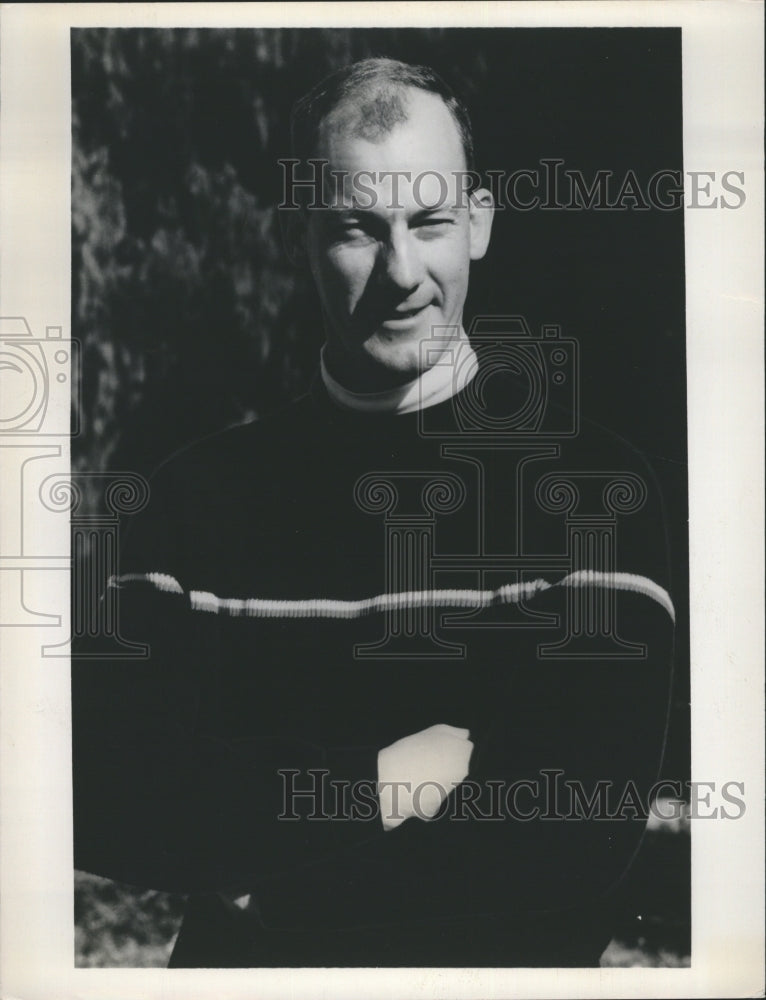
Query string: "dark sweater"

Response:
xmin=72 ymin=362 xmax=676 ymax=966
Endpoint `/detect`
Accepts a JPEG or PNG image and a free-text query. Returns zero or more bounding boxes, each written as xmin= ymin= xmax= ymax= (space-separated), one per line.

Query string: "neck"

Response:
xmin=320 ymin=333 xmax=478 ymax=415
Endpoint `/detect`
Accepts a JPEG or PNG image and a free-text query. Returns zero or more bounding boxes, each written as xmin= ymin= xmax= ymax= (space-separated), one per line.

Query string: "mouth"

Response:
xmin=379 ymin=303 xmax=430 ymax=330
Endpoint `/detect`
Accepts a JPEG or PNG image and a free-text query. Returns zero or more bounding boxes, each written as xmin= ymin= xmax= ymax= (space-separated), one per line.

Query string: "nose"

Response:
xmin=380 ymin=228 xmax=425 ymax=294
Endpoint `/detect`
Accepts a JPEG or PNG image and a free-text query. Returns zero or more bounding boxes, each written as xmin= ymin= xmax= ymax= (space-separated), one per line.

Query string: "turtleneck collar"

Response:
xmin=319 ymin=333 xmax=479 ymax=415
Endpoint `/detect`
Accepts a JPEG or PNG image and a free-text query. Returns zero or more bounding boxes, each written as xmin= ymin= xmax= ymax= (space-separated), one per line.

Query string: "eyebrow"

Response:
xmin=329 ymin=204 xmax=461 ymax=220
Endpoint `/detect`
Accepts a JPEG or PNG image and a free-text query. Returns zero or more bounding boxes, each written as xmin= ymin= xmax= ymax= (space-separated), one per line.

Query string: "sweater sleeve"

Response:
xmin=71 ymin=459 xmax=389 ymax=895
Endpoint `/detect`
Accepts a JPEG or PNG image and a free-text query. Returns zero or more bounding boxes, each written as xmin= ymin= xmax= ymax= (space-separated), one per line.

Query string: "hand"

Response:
xmin=377 ymin=723 xmax=474 ymax=831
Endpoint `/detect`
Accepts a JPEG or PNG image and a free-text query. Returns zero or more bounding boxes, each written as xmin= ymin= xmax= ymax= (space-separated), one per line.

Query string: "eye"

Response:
xmin=413 ymin=217 xmax=454 ymax=238
xmin=331 ymin=217 xmax=378 ymax=241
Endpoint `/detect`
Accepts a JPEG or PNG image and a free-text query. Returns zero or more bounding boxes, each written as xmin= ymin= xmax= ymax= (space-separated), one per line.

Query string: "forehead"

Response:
xmin=316 ymin=88 xmax=467 ymax=179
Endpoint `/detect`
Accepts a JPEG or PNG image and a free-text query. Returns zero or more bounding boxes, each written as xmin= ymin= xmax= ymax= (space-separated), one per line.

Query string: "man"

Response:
xmin=72 ymin=58 xmax=675 ymax=967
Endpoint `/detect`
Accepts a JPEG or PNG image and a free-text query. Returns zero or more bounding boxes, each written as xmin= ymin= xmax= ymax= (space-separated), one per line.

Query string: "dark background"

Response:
xmin=71 ymin=26 xmax=689 ymax=965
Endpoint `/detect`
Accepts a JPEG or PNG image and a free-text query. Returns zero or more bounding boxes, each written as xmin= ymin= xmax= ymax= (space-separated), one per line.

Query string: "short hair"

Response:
xmin=290 ymin=57 xmax=475 ymax=172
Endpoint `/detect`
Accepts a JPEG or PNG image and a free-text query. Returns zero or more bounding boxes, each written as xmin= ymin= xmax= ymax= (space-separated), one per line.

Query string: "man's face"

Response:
xmin=301 ymin=89 xmax=493 ymax=390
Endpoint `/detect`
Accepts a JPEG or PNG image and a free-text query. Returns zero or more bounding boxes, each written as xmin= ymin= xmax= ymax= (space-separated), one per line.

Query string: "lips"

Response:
xmin=381 ymin=303 xmax=430 ymax=327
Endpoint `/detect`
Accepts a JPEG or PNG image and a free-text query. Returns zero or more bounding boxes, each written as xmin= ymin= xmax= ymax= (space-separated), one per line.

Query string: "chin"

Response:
xmin=365 ymin=326 xmax=453 ymax=378
xmin=363 ymin=338 xmax=428 ymax=381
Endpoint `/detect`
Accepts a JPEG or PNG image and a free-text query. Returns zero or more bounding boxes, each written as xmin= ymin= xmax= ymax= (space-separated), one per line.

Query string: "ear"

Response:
xmin=468 ymin=186 xmax=495 ymax=261
xmin=279 ymin=206 xmax=308 ymax=266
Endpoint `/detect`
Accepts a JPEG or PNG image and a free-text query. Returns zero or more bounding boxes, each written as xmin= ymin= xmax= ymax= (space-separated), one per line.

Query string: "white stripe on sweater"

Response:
xmin=109 ymin=570 xmax=675 ymax=623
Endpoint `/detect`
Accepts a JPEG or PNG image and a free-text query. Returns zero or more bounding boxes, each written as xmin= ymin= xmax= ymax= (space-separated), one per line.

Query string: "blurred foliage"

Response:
xmin=71 ymin=28 xmax=491 ymax=507
xmin=75 ymin=870 xmax=185 ymax=967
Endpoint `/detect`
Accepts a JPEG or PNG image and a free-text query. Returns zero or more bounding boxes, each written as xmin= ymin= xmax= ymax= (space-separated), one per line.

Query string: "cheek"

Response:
xmin=431 ymin=237 xmax=471 ymax=299
xmin=316 ymin=246 xmax=376 ymax=311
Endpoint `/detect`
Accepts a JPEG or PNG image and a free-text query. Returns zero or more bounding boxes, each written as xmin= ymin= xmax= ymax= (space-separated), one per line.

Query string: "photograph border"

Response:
xmin=1 ymin=3 xmax=763 ymax=998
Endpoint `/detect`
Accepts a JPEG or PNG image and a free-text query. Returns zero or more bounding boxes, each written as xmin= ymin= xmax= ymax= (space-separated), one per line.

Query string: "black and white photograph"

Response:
xmin=0 ymin=3 xmax=763 ymax=998
xmin=68 ymin=24 xmax=691 ymax=970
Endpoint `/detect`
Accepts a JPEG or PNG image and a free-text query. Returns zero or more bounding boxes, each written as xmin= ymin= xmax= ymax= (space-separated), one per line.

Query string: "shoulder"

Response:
xmin=146 ymin=393 xmax=317 ymax=492
xmin=119 ymin=393 xmax=321 ymax=577
xmin=560 ymin=410 xmax=665 ymax=489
